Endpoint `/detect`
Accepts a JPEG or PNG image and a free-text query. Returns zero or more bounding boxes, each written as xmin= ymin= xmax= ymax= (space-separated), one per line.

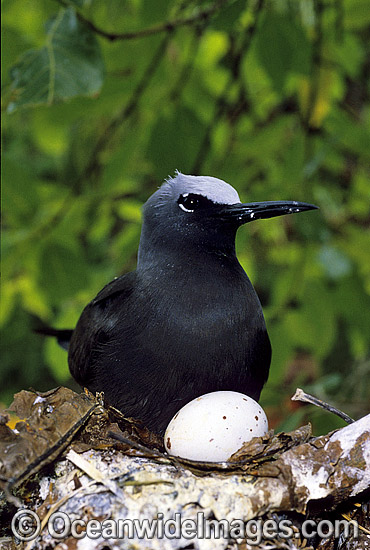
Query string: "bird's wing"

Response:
xmin=91 ymin=273 xmax=136 ymax=305
xmin=68 ymin=272 xmax=137 ymax=385
xmin=34 ymin=275 xmax=135 ymax=353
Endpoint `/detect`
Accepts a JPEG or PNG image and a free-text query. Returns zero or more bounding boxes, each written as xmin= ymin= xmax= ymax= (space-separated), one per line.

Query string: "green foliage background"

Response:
xmin=2 ymin=0 xmax=370 ymax=433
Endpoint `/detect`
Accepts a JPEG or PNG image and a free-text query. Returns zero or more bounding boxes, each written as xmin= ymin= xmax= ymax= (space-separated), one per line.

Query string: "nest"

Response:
xmin=0 ymin=387 xmax=369 ymax=550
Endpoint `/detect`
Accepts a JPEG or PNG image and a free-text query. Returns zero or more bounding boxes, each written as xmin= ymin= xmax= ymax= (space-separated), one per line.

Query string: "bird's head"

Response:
xmin=138 ymin=172 xmax=318 ymax=267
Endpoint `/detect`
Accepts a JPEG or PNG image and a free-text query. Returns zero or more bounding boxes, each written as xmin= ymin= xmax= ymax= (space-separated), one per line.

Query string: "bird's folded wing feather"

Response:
xmin=68 ymin=272 xmax=136 ymax=384
xmin=91 ymin=272 xmax=136 ymax=306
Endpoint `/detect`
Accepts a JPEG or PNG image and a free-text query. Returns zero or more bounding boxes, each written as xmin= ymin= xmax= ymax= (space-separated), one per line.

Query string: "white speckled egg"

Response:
xmin=164 ymin=391 xmax=268 ymax=462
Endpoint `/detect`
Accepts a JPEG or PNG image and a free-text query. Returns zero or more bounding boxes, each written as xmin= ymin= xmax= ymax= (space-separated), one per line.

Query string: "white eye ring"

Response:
xmin=179 ymin=204 xmax=193 ymax=213
xmin=178 ymin=193 xmax=195 ymax=212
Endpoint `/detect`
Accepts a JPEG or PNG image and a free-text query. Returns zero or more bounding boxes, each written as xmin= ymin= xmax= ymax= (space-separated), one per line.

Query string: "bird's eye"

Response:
xmin=178 ymin=193 xmax=212 ymax=213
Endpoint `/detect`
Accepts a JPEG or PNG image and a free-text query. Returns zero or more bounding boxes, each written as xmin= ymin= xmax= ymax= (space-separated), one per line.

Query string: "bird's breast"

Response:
xmin=135 ymin=265 xmax=266 ymax=365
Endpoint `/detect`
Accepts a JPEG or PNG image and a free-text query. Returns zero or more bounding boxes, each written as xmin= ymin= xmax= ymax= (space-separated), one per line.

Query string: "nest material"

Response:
xmin=0 ymin=387 xmax=369 ymax=550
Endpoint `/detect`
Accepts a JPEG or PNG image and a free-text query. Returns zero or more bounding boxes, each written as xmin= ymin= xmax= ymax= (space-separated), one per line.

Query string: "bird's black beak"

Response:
xmin=217 ymin=200 xmax=318 ymax=224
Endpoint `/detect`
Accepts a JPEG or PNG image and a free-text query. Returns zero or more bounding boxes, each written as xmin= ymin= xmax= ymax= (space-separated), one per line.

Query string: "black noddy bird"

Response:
xmin=41 ymin=173 xmax=318 ymax=434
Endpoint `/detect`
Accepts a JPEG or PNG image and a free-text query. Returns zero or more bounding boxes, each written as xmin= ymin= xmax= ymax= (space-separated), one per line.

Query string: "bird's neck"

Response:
xmin=137 ymin=223 xmax=240 ymax=271
xmin=136 ymin=243 xmax=256 ymax=322
xmin=137 ymin=242 xmax=244 ymax=282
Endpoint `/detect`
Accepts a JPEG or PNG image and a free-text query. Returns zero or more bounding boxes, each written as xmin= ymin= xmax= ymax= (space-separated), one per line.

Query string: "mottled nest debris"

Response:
xmin=0 ymin=387 xmax=369 ymax=550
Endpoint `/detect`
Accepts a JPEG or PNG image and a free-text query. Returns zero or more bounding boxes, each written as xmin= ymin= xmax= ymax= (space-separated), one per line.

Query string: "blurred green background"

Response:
xmin=2 ymin=0 xmax=370 ymax=434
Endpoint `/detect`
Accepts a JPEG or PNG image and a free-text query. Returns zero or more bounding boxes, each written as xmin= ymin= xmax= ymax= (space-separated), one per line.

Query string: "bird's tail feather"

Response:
xmin=34 ymin=327 xmax=73 ymax=351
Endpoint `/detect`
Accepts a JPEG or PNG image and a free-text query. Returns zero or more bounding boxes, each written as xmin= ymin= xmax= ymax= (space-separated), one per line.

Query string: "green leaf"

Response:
xmin=284 ymin=281 xmax=336 ymax=359
xmin=255 ymin=12 xmax=311 ymax=92
xmin=2 ymin=156 xmax=40 ymax=225
xmin=267 ymin=321 xmax=295 ymax=386
xmin=333 ymin=276 xmax=370 ymax=335
xmin=7 ymin=8 xmax=104 ymax=111
xmin=115 ymin=199 xmax=142 ymax=223
xmin=275 ymin=408 xmax=307 ymax=433
xmin=344 ymin=0 xmax=370 ymax=29
xmin=147 ymin=106 xmax=206 ymax=179
xmin=38 ymin=242 xmax=89 ymax=305
xmin=44 ymin=337 xmax=70 ymax=383
xmin=330 ymin=35 xmax=364 ymax=79
xmin=318 ymin=245 xmax=353 ymax=280
xmin=325 ymin=109 xmax=370 ymax=161
xmin=42 ymin=301 xmax=83 ymax=383
xmin=0 ymin=305 xmax=58 ymax=403
xmin=140 ymin=0 xmax=172 ymax=25
xmin=67 ymin=0 xmax=88 ymax=7
xmin=210 ymin=0 xmax=246 ymax=31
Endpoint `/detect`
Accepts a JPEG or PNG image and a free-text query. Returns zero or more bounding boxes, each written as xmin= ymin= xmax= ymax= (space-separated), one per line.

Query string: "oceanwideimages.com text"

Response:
xmin=12 ymin=509 xmax=359 ymax=544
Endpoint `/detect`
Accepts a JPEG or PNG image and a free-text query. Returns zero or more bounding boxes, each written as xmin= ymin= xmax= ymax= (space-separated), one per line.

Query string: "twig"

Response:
xmin=291 ymin=388 xmax=354 ymax=424
xmin=57 ymin=0 xmax=233 ymax=42
xmin=106 ymin=430 xmax=169 ymax=461
xmin=66 ymin=449 xmax=124 ymax=499
xmin=169 ymin=25 xmax=204 ymax=103
xmin=341 ymin=513 xmax=370 ymax=536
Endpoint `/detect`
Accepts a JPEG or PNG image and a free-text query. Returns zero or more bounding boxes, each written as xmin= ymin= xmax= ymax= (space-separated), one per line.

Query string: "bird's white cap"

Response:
xmin=156 ymin=171 xmax=241 ymax=206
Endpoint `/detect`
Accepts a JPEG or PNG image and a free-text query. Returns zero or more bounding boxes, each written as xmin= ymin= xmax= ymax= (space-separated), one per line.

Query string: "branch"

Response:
xmin=168 ymin=26 xmax=204 ymax=103
xmin=57 ymin=0 xmax=233 ymax=41
xmin=17 ymin=191 xmax=74 ymax=248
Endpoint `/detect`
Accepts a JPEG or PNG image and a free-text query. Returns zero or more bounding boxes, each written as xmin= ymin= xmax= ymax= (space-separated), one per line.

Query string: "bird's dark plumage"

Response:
xmin=41 ymin=173 xmax=318 ymax=434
